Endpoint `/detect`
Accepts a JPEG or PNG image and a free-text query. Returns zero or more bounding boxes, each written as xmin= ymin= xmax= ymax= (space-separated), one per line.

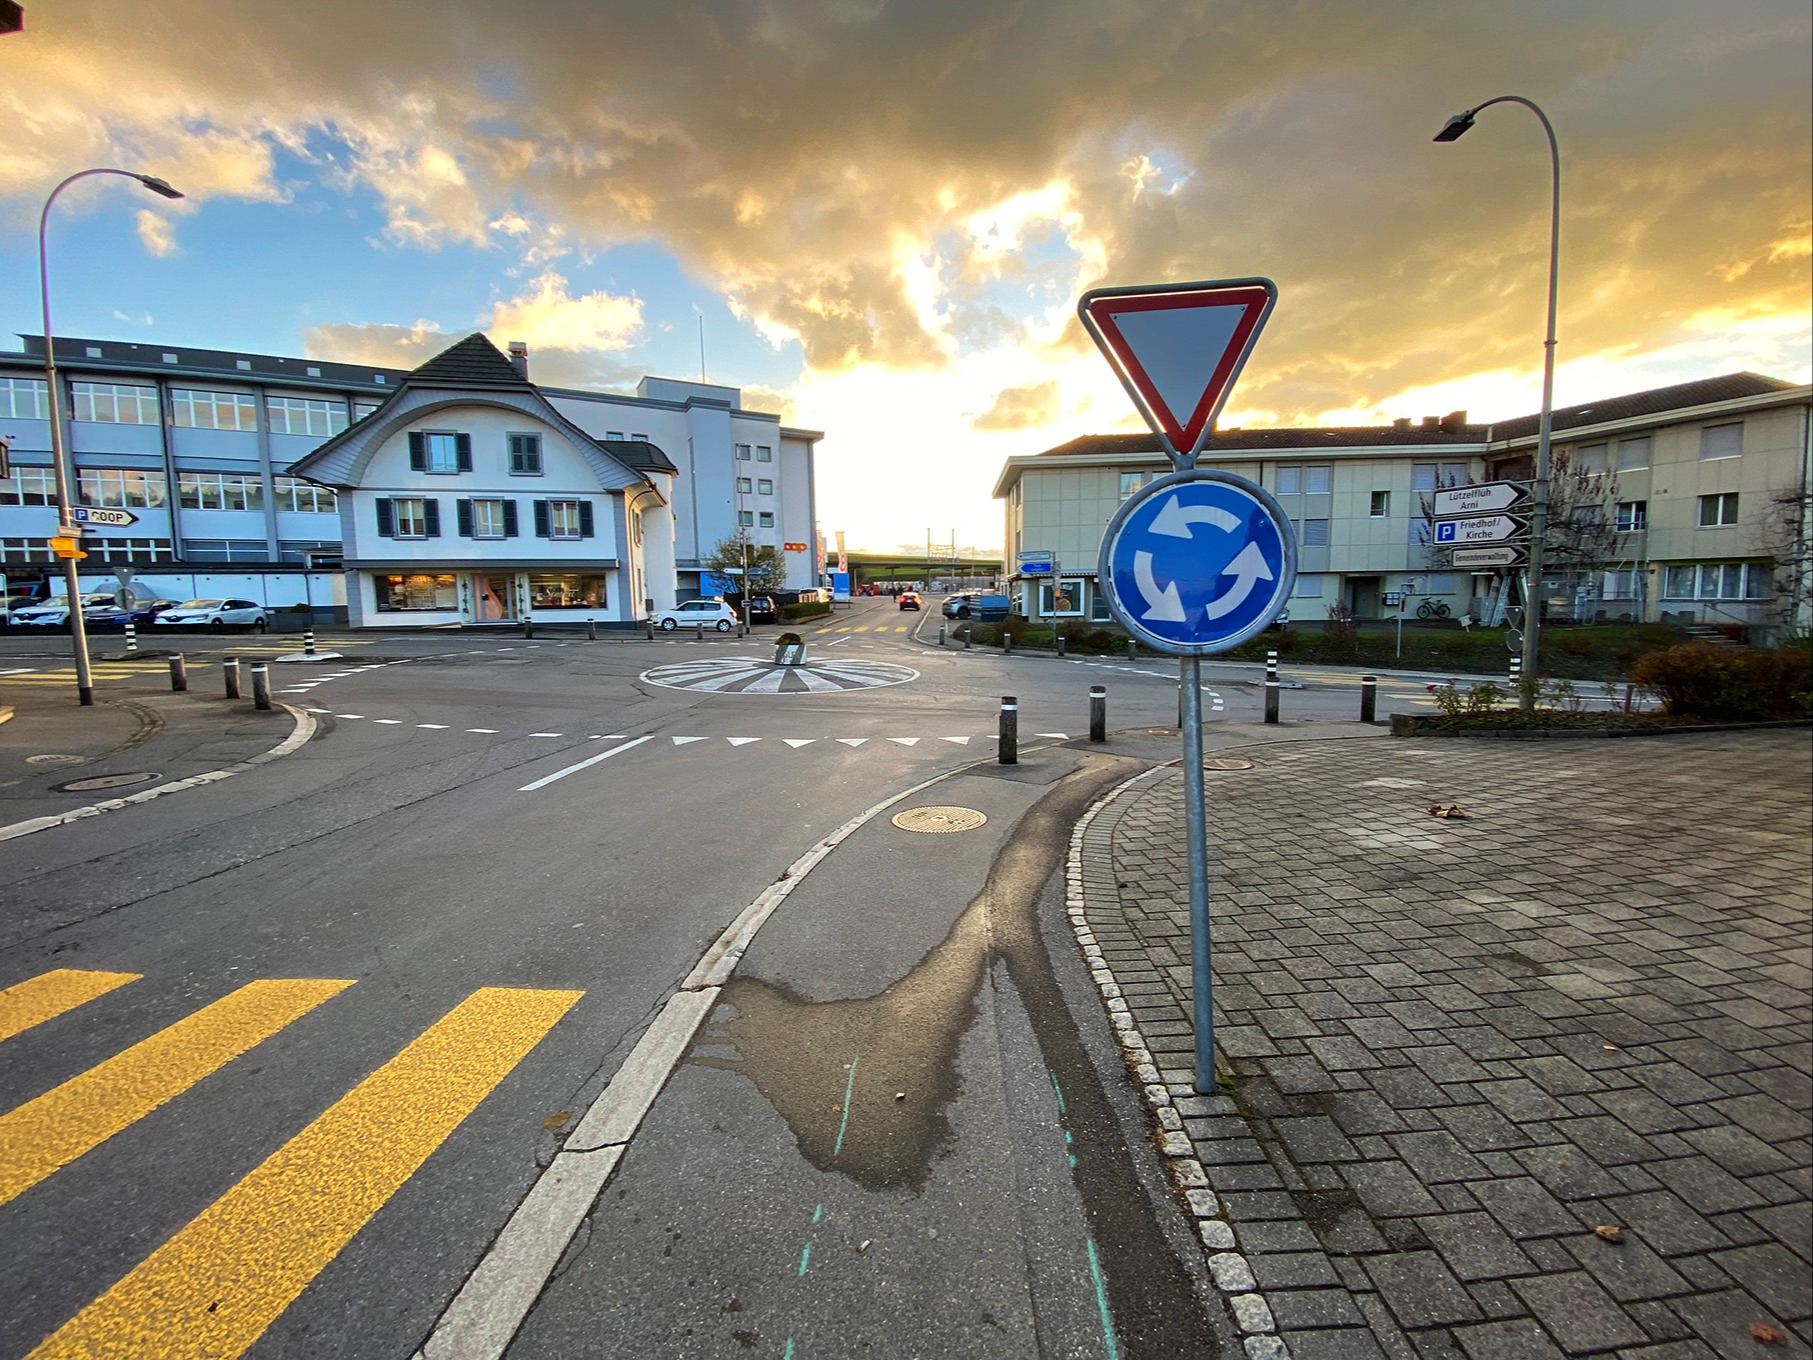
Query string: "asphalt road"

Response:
xmin=1 ymin=597 xmax=1307 ymax=1359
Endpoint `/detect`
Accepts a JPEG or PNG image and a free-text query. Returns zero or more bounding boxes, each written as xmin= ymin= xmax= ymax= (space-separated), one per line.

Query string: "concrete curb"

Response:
xmin=0 ymin=702 xmax=317 ymax=843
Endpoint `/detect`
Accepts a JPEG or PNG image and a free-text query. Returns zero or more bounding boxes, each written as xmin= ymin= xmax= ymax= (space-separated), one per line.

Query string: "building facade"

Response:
xmin=993 ymin=374 xmax=1811 ymax=636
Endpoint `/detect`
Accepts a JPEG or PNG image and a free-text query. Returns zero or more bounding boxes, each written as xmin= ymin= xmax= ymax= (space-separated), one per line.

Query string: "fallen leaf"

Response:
xmin=542 ymin=1110 xmax=572 ymax=1131
xmin=1603 ymin=1043 xmax=1620 ymax=1051
xmin=894 ymin=1091 xmax=907 ymax=1102
xmin=856 ymin=1240 xmax=871 ymax=1253
xmin=1750 ymin=1322 xmax=1788 ymax=1345
xmin=1593 ymin=1225 xmax=1624 ymax=1243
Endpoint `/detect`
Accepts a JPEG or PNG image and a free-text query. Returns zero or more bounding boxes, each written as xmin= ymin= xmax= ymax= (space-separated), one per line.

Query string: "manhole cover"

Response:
xmin=27 ymin=754 xmax=85 ymax=767
xmin=1205 ymin=757 xmax=1255 ymax=770
xmin=892 ymin=805 xmax=988 ymax=834
xmin=58 ymin=772 xmax=161 ymax=792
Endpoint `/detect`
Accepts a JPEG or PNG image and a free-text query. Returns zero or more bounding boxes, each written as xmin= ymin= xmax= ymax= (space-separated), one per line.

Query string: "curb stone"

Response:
xmin=1064 ymin=764 xmax=1295 ymax=1358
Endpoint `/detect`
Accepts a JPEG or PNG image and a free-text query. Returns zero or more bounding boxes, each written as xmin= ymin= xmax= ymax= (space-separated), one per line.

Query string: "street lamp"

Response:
xmin=1434 ymin=96 xmax=1559 ymax=711
xmin=37 ymin=168 xmax=183 ymax=705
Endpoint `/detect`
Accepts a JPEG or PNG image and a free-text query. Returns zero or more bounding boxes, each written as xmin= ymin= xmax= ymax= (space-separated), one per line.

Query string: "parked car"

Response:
xmin=84 ymin=598 xmax=178 ymax=627
xmin=942 ymin=593 xmax=978 ymax=619
xmin=652 ymin=598 xmax=738 ymax=632
xmin=898 ymin=590 xmax=922 ymax=611
xmin=9 ymin=593 xmax=115 ymax=627
xmin=745 ymin=594 xmax=779 ymax=624
xmin=153 ymin=598 xmax=270 ymax=630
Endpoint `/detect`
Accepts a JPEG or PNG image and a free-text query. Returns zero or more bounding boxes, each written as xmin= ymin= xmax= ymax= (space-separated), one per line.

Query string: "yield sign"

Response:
xmin=1079 ymin=277 xmax=1277 ymax=466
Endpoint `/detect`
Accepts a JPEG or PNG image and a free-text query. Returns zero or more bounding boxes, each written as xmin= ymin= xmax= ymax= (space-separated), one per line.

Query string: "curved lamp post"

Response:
xmin=38 ymin=168 xmax=184 ymax=705
xmin=1435 ymin=96 xmax=1558 ymax=711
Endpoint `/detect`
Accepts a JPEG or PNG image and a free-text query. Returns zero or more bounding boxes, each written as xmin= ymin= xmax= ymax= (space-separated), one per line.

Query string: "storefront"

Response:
xmin=365 ymin=568 xmax=615 ymax=625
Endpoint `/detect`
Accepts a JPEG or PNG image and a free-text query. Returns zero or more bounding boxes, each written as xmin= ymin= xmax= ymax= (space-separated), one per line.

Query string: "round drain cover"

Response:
xmin=58 ymin=772 xmax=160 ymax=792
xmin=27 ymin=754 xmax=85 ymax=767
xmin=892 ymin=805 xmax=988 ymax=834
xmin=1205 ymin=757 xmax=1255 ymax=770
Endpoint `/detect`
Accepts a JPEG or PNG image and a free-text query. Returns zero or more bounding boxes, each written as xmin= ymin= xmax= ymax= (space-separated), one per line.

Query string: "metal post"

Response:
xmin=1178 ymin=663 xmax=1187 ymax=730
xmin=964 ymin=627 xmax=972 ymax=650
xmin=223 ymin=657 xmax=240 ymax=700
xmin=123 ymin=619 xmax=137 ymax=654
xmin=250 ymin=662 xmax=270 ymax=711
xmin=1056 ymin=631 xmax=1065 ymax=658
xmin=1126 ymin=639 xmax=1136 ymax=661
xmin=938 ymin=624 xmax=946 ymax=646
xmin=695 ymin=622 xmax=703 ymax=641
xmin=1360 ymin=675 xmax=1378 ymax=724
xmin=303 ymin=628 xmax=317 ymax=657
xmin=646 ymin=618 xmax=655 ymax=641
xmin=1264 ymin=649 xmax=1281 ymax=724
xmin=587 ymin=618 xmax=597 ymax=642
xmin=523 ymin=615 xmax=534 ymax=639
xmin=1089 ymin=685 xmax=1107 ymax=742
xmin=168 ymin=653 xmax=187 ymax=692
xmin=998 ymin=695 xmax=1018 ymax=765
xmin=1180 ymin=654 xmax=1215 ymax=1091
xmin=1003 ymin=632 xmax=1012 ymax=655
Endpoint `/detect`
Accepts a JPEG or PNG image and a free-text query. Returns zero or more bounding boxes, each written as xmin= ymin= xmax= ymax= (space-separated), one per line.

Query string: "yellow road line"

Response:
xmin=0 ymin=970 xmax=141 ymax=1044
xmin=28 ymin=986 xmax=583 ymax=1360
xmin=0 ymin=978 xmax=353 ymax=1208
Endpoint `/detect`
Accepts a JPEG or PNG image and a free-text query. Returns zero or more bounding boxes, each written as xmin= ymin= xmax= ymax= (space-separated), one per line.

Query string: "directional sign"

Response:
xmin=1431 ymin=481 xmax=1530 ymax=518
xmin=1017 ymin=550 xmax=1056 ymax=576
xmin=1435 ymin=514 xmax=1528 ymax=546
xmin=70 ymin=506 xmax=139 ymax=528
xmin=1079 ymin=277 xmax=1277 ymax=467
xmin=1451 ymin=545 xmax=1528 ymax=568
xmin=1099 ymin=469 xmax=1296 ymax=656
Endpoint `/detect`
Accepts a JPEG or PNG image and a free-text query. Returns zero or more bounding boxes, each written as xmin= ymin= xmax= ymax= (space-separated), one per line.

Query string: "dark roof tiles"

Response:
xmin=1488 ymin=373 xmax=1797 ymax=440
xmin=599 ymin=439 xmax=679 ymax=475
xmin=406 ymin=333 xmax=532 ymax=389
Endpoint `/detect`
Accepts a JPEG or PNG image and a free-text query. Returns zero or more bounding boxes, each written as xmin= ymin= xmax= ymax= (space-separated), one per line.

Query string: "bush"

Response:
xmin=780 ymin=601 xmax=832 ymax=622
xmin=1629 ymin=642 xmax=1813 ymax=720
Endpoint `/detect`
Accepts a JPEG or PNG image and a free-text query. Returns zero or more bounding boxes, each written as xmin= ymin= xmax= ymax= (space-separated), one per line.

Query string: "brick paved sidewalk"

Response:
xmin=1072 ymin=730 xmax=1811 ymax=1360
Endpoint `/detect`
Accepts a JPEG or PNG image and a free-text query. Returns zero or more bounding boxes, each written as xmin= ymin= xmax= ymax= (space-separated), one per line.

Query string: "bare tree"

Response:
xmin=704 ymin=530 xmax=785 ymax=596
xmin=1759 ymin=483 xmax=1813 ymax=635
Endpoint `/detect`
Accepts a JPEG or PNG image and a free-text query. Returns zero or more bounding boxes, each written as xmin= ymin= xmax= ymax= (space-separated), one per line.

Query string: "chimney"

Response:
xmin=507 ymin=341 xmax=528 ymax=378
xmin=1440 ymin=409 xmax=1468 ymax=434
xmin=1421 ymin=415 xmax=1439 ymax=429
xmin=1393 ymin=417 xmax=1412 ymax=431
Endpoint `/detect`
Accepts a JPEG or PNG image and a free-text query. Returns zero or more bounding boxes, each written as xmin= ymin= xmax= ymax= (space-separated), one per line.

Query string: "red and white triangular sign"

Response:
xmin=1079 ymin=278 xmax=1277 ymax=465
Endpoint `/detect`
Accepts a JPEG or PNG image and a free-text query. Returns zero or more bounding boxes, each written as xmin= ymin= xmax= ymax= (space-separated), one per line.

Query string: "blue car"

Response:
xmin=84 ymin=598 xmax=177 ymax=628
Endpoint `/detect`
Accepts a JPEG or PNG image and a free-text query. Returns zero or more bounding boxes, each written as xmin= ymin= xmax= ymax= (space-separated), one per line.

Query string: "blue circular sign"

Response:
xmin=1098 ymin=469 xmax=1297 ymax=656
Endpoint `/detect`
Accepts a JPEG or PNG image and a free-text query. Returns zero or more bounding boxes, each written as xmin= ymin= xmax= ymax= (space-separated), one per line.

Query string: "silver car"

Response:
xmin=652 ymin=598 xmax=737 ymax=632
xmin=153 ymin=598 xmax=270 ymax=630
xmin=10 ymin=593 xmax=115 ymax=626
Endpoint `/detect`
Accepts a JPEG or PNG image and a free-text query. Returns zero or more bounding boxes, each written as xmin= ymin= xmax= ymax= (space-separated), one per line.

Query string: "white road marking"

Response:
xmin=1036 ymin=732 xmax=1068 ymax=739
xmin=466 ymin=727 xmax=499 ymax=734
xmin=672 ymin=736 xmax=707 ymax=745
xmin=527 ymin=732 xmax=564 ymax=737
xmin=516 ymin=734 xmax=654 ymax=792
xmin=371 ymin=718 xmax=403 ymax=725
xmin=336 ymin=714 xmax=365 ymax=719
xmin=417 ymin=723 xmax=449 ymax=729
xmin=941 ymin=736 xmax=971 ymax=744
xmin=727 ymin=737 xmax=762 ymax=746
xmin=783 ymin=738 xmax=815 ymax=747
xmin=837 ymin=738 xmax=867 ymax=746
xmin=889 ymin=737 xmax=919 ymax=746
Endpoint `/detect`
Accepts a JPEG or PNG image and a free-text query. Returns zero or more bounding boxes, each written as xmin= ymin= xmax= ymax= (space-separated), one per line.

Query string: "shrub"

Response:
xmin=1629 ymin=643 xmax=1813 ymax=720
xmin=780 ymin=601 xmax=832 ymax=622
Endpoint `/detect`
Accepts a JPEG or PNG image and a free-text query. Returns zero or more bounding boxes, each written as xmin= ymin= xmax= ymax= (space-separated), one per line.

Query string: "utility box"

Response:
xmin=774 ymin=632 xmax=807 ymax=666
xmin=975 ymin=594 xmax=1012 ymax=623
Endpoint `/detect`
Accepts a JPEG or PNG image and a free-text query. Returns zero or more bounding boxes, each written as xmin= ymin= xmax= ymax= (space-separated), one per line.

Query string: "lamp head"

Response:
xmin=134 ymin=175 xmax=184 ymax=200
xmin=1432 ymin=111 xmax=1476 ymax=143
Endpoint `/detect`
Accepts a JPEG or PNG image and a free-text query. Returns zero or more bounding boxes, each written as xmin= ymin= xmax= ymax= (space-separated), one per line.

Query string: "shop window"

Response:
xmin=528 ymin=574 xmax=607 ymax=609
xmin=375 ymin=573 xmax=457 ymax=611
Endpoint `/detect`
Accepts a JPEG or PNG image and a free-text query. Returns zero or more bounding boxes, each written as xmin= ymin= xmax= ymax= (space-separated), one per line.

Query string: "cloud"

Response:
xmin=484 ymin=271 xmax=643 ymax=352
xmin=134 ymin=209 xmax=179 ymax=258
xmin=300 ymin=319 xmax=456 ymax=370
xmin=972 ymin=379 xmax=1058 ymax=430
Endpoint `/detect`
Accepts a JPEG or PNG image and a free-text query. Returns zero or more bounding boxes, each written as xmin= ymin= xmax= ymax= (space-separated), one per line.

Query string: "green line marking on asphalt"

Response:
xmin=1049 ymin=1071 xmax=1067 ymax=1116
xmin=832 ymin=1056 xmax=859 ymax=1159
xmin=798 ymin=1242 xmax=812 ymax=1277
xmin=812 ymin=1204 xmax=823 ymax=1224
xmin=1085 ymin=1237 xmax=1121 ymax=1360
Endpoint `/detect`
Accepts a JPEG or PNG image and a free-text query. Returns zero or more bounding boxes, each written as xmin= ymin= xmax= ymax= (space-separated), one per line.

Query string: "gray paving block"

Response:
xmin=1469 ymin=1177 xmax=1583 ymax=1239
xmin=1417 ymin=1212 xmax=1540 ymax=1282
xmin=1509 ymin=1271 xmax=1647 ymax=1352
xmin=1340 ymin=1160 xmax=1441 ymax=1218
xmin=1564 ymin=1232 xmax=1692 ymax=1302
xmin=1451 ymin=1317 xmax=1568 ymax=1360
xmin=1710 ymin=1243 xmax=1813 ymax=1320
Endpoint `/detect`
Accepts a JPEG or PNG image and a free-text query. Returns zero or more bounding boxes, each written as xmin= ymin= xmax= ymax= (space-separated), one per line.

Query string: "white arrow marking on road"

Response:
xmin=1133 ymin=551 xmax=1186 ymax=622
xmin=1203 ymin=541 xmax=1275 ymax=620
xmin=889 ymin=737 xmax=920 ymax=746
xmin=837 ymin=738 xmax=868 ymax=746
xmin=1150 ymin=495 xmax=1240 ymax=538
xmin=1036 ymin=733 xmax=1068 ymax=739
xmin=672 ymin=736 xmax=707 ymax=746
xmin=727 ymin=737 xmax=762 ymax=746
xmin=783 ymin=738 xmax=816 ymax=747
xmin=941 ymin=736 xmax=970 ymax=744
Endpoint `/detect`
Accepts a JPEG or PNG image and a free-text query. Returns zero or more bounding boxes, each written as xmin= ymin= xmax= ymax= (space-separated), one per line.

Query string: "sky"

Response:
xmin=1 ymin=1 xmax=1808 ymax=554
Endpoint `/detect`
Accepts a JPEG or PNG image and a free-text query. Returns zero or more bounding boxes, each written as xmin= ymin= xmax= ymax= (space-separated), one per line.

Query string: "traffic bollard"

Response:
xmin=1056 ymin=632 xmax=1065 ymax=658
xmin=303 ymin=629 xmax=317 ymax=657
xmin=1089 ymin=685 xmax=1107 ymax=743
xmin=1264 ymin=649 xmax=1281 ymax=725
xmin=1360 ymin=675 xmax=1377 ymax=724
xmin=646 ymin=618 xmax=655 ymax=642
xmin=998 ymin=695 xmax=1018 ymax=765
xmin=223 ymin=657 xmax=241 ymax=700
xmin=124 ymin=620 xmax=138 ymax=654
xmin=1003 ymin=632 xmax=1012 ymax=656
xmin=587 ymin=618 xmax=598 ymax=641
xmin=251 ymin=662 xmax=271 ymax=711
xmin=1126 ymin=639 xmax=1136 ymax=660
xmin=1509 ymin=654 xmax=1522 ymax=695
xmin=169 ymin=654 xmax=187 ymax=692
xmin=523 ymin=615 xmax=534 ymax=639
xmin=695 ymin=622 xmax=704 ymax=641
xmin=964 ymin=628 xmax=972 ymax=650
xmin=938 ymin=625 xmax=946 ymax=646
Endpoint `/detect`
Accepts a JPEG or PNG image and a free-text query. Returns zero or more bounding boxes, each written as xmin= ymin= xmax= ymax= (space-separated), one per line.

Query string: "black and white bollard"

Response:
xmin=169 ymin=654 xmax=187 ymax=692
xmin=303 ymin=628 xmax=317 ymax=657
xmin=1360 ymin=674 xmax=1378 ymax=724
xmin=1056 ymin=632 xmax=1065 ymax=658
xmin=1126 ymin=639 xmax=1137 ymax=661
xmin=587 ymin=618 xmax=598 ymax=642
xmin=998 ymin=695 xmax=1018 ymax=765
xmin=1508 ymin=654 xmax=1522 ymax=695
xmin=1003 ymin=632 xmax=1012 ymax=656
xmin=938 ymin=625 xmax=946 ymax=646
xmin=1089 ymin=684 xmax=1107 ymax=743
xmin=223 ymin=657 xmax=241 ymax=700
xmin=695 ymin=622 xmax=704 ymax=641
xmin=646 ymin=618 xmax=656 ymax=642
xmin=250 ymin=662 xmax=271 ymax=711
xmin=124 ymin=620 xmax=138 ymax=654
xmin=1264 ymin=649 xmax=1281 ymax=725
xmin=523 ymin=615 xmax=534 ymax=639
xmin=964 ymin=627 xmax=973 ymax=650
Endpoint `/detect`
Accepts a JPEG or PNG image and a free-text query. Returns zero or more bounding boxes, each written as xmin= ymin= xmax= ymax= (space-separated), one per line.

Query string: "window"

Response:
xmin=529 ymin=574 xmax=607 ymax=609
xmin=1699 ymin=423 xmax=1742 ymax=460
xmin=1411 ymin=463 xmax=1437 ymax=492
xmin=1604 ymin=569 xmax=1641 ymax=599
xmin=171 ymin=388 xmax=258 ymax=431
xmin=508 ymin=433 xmax=542 ymax=474
xmin=534 ymin=498 xmax=592 ymax=539
xmin=278 ymin=540 xmax=339 ymax=564
xmin=737 ymin=509 xmax=754 ymax=527
xmin=1295 ymin=518 xmax=1330 ymax=547
xmin=1617 ymin=437 xmax=1651 ymax=470
xmin=1293 ymin=575 xmax=1324 ymax=598
xmin=1662 ymin=562 xmax=1770 ymax=600
xmin=0 ymin=468 xmax=58 ymax=504
xmin=1441 ymin=463 xmax=1469 ymax=486
xmin=1410 ymin=518 xmax=1433 ymax=546
xmin=1039 ymin=579 xmax=1085 ymax=616
xmin=267 ymin=396 xmax=350 ymax=438
xmin=409 ymin=431 xmax=470 ymax=474
xmin=352 ymin=400 xmax=382 ymax=421
xmin=80 ymin=469 xmax=167 ymax=508
xmin=1575 ymin=443 xmax=1609 ymax=475
xmin=1369 ymin=491 xmax=1390 ymax=518
xmin=458 ymin=497 xmax=516 ymax=539
xmin=377 ymin=496 xmax=438 ymax=539
xmin=606 ymin=430 xmax=625 ymax=441
xmin=1615 ymin=500 xmax=1647 ymax=532
xmin=272 ymin=476 xmax=337 ymax=514
xmin=758 ymin=511 xmax=775 ymax=528
xmin=1 ymin=376 xmax=48 ymax=419
xmin=1120 ymin=471 xmax=1157 ymax=500
xmin=756 ymin=445 xmax=773 ymax=462
xmin=735 ymin=443 xmax=752 ymax=461
xmin=182 ymin=539 xmax=269 ymax=562
xmin=178 ymin=472 xmax=264 ymax=511
xmin=630 ymin=432 xmax=648 ymax=442
xmin=736 ymin=477 xmax=753 ymax=494
xmin=757 ymin=479 xmax=774 ymax=495
xmin=1276 ymin=466 xmax=1301 ymax=495
xmin=1304 ymin=465 xmax=1332 ymax=495
xmin=1698 ymin=492 xmax=1739 ymax=527
xmin=70 ymin=382 xmax=159 ymax=425
xmin=375 ymin=573 xmax=457 ymax=612
xmin=3 ymin=535 xmax=173 ymax=564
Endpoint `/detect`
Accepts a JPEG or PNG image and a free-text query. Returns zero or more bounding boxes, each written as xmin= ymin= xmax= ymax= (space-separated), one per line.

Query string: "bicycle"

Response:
xmin=1416 ymin=599 xmax=1451 ymax=620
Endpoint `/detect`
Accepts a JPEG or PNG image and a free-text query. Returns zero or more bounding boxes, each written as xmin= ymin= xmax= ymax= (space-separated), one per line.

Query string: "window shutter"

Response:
xmin=455 ymin=432 xmax=473 ymax=472
xmin=502 ymin=500 xmax=519 ymax=537
xmin=579 ymin=501 xmax=595 ymax=538
xmin=423 ymin=498 xmax=441 ymax=537
xmin=506 ymin=433 xmax=522 ymax=472
xmin=408 ymin=432 xmax=427 ymax=472
xmin=534 ymin=500 xmax=550 ymax=538
xmin=376 ymin=498 xmax=394 ymax=537
xmin=456 ymin=499 xmax=473 ymax=537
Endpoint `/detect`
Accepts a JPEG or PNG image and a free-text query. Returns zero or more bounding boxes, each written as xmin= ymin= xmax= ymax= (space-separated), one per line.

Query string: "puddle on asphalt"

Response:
xmin=691 ymin=754 xmax=1136 ymax=1193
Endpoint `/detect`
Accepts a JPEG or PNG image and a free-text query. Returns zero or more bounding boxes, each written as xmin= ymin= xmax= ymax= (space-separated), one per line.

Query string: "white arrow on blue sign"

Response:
xmin=1099 ymin=469 xmax=1297 ymax=656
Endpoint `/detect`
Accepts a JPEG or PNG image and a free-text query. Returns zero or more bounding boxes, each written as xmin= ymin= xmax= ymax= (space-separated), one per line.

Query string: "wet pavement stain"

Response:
xmin=693 ymin=754 xmax=1137 ymax=1193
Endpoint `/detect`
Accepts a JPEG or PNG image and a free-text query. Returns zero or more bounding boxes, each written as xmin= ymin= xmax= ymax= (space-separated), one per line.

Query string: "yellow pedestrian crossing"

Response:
xmin=1 ymin=969 xmax=584 ymax=1360
xmin=809 ymin=625 xmax=911 ymax=634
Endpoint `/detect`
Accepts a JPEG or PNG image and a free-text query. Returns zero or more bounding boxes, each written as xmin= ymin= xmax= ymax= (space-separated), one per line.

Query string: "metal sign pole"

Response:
xmin=1180 ymin=654 xmax=1214 ymax=1091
